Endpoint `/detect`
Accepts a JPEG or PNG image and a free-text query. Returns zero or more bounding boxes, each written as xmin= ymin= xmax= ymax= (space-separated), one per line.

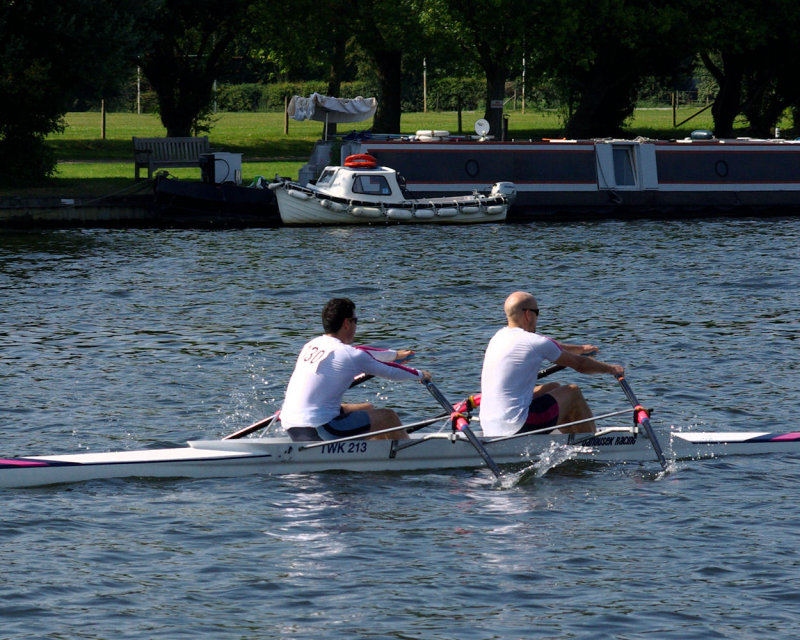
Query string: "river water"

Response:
xmin=1 ymin=218 xmax=799 ymax=639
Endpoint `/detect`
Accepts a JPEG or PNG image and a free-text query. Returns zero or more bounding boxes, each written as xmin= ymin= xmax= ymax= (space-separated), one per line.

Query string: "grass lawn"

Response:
xmin=1 ymin=106 xmax=759 ymax=198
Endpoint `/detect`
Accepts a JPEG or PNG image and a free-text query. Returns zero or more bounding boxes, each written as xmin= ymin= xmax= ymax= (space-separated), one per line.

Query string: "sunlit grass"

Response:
xmin=2 ymin=105 xmax=766 ymax=197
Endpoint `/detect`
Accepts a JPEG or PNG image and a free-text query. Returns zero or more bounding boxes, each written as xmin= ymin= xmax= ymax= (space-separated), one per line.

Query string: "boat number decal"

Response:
xmin=579 ymin=435 xmax=637 ymax=447
xmin=322 ymin=442 xmax=368 ymax=454
xmin=715 ymin=160 xmax=729 ymax=178
xmin=465 ymin=159 xmax=480 ymax=177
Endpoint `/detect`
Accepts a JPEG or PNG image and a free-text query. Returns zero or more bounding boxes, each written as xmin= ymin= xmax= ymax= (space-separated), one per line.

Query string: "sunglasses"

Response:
xmin=522 ymin=307 xmax=539 ymax=317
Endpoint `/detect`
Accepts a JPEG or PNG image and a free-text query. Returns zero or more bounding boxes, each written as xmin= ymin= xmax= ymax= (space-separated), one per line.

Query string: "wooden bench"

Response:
xmin=133 ymin=136 xmax=211 ymax=180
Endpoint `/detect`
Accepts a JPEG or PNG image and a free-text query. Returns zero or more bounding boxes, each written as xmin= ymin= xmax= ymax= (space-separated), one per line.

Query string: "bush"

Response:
xmin=216 ymin=83 xmax=264 ymax=112
xmin=0 ymin=134 xmax=56 ymax=185
xmin=426 ymin=77 xmax=484 ymax=111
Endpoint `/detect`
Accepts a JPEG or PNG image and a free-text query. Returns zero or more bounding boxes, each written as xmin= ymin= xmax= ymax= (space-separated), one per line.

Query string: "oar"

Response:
xmin=537 ymin=349 xmax=597 ymax=380
xmin=538 ymin=362 xmax=565 ymax=379
xmin=223 ymin=413 xmax=278 ymax=440
xmin=348 ymin=353 xmax=413 ymax=388
xmin=425 ymin=381 xmax=502 ymax=478
xmin=225 ymin=369 xmax=378 ymax=440
xmin=616 ymin=374 xmax=668 ymax=471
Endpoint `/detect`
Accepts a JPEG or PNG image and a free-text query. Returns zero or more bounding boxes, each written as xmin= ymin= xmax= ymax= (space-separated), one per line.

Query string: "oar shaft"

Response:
xmin=538 ymin=349 xmax=596 ymax=380
xmin=425 ymin=381 xmax=501 ymax=478
xmin=538 ymin=363 xmax=565 ymax=379
xmin=223 ymin=414 xmax=276 ymax=440
xmin=616 ymin=375 xmax=668 ymax=470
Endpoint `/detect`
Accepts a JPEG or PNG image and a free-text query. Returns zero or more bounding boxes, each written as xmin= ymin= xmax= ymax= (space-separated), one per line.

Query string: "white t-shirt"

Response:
xmin=479 ymin=327 xmax=563 ymax=437
xmin=280 ymin=335 xmax=421 ymax=428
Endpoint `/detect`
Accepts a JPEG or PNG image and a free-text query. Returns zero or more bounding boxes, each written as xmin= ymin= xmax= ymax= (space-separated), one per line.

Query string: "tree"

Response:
xmin=250 ymin=0 xmax=359 ymax=137
xmin=695 ymin=0 xmax=771 ymax=137
xmin=0 ymin=0 xmax=149 ymax=183
xmin=349 ymin=0 xmax=427 ymax=134
xmin=430 ymin=0 xmax=531 ymax=137
xmin=136 ymin=0 xmax=255 ymax=137
xmin=695 ymin=0 xmax=800 ymax=138
xmin=534 ymin=0 xmax=695 ymax=138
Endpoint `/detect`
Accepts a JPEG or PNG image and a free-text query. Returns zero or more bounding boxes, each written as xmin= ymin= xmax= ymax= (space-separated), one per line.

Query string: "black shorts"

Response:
xmin=518 ymin=393 xmax=559 ymax=434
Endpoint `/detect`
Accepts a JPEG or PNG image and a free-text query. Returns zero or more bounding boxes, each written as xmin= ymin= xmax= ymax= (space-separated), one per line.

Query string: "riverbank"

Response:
xmin=0 ymin=192 xmax=156 ymax=228
xmin=1 ymin=108 xmax=785 ymax=228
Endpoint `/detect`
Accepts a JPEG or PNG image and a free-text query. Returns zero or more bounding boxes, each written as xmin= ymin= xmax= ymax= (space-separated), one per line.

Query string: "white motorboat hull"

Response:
xmin=274 ymin=188 xmax=508 ymax=225
xmin=2 ymin=428 xmax=799 ymax=488
xmin=269 ymin=159 xmax=514 ymax=225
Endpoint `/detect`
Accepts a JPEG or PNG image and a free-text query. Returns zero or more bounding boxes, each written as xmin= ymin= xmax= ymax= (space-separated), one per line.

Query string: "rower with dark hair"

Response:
xmin=280 ymin=298 xmax=432 ymax=442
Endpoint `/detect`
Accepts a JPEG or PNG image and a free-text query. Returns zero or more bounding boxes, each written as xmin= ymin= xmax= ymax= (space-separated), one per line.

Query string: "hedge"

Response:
xmin=212 ymin=78 xmax=488 ymax=113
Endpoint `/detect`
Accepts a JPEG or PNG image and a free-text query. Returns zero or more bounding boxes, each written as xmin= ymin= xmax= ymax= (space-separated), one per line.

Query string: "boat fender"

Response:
xmin=414 ymin=208 xmax=435 ymax=219
xmin=344 ymin=154 xmax=378 ymax=168
xmin=386 ymin=208 xmax=413 ymax=220
xmin=322 ymin=200 xmax=347 ymax=213
xmin=690 ymin=129 xmax=714 ymax=140
xmin=287 ymin=188 xmax=311 ymax=200
xmin=415 ymin=130 xmax=450 ymax=141
xmin=436 ymin=207 xmax=458 ymax=217
xmin=350 ymin=205 xmax=383 ymax=218
xmin=266 ymin=181 xmax=282 ymax=190
xmin=461 ymin=203 xmax=481 ymax=214
xmin=486 ymin=204 xmax=506 ymax=215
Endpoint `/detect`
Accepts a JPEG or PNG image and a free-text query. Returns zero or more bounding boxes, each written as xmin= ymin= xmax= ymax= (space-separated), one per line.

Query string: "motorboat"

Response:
xmin=268 ymin=154 xmax=516 ymax=225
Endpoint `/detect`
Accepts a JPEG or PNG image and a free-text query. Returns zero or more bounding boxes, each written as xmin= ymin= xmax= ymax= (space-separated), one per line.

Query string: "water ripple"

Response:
xmin=1 ymin=219 xmax=800 ymax=638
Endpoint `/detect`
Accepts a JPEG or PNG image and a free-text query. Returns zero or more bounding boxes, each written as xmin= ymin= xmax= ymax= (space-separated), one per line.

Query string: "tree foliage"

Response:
xmin=430 ymin=0 xmax=532 ymax=137
xmin=0 ymin=0 xmax=148 ymax=183
xmin=531 ymin=0 xmax=695 ymax=138
xmin=136 ymin=0 xmax=256 ymax=137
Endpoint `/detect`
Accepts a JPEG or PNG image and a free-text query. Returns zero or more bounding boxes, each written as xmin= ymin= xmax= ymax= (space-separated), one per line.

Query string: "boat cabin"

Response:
xmin=314 ymin=164 xmax=407 ymax=203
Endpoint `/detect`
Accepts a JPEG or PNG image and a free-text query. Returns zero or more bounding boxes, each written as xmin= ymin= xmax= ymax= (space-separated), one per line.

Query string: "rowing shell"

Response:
xmin=2 ymin=427 xmax=800 ymax=488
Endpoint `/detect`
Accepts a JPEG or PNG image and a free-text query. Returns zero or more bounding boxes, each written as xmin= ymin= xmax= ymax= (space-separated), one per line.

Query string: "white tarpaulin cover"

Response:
xmin=288 ymin=93 xmax=377 ymax=123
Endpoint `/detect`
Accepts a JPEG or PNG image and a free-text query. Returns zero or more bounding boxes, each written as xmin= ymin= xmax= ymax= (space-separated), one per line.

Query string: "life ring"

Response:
xmin=344 ymin=154 xmax=378 ymax=168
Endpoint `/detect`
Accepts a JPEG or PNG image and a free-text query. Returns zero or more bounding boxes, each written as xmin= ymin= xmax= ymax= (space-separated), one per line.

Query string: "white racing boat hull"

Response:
xmin=2 ymin=428 xmax=800 ymax=488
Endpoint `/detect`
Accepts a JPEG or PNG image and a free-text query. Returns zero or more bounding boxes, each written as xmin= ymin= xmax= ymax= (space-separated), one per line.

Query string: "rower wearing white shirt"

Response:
xmin=280 ymin=298 xmax=432 ymax=442
xmin=480 ymin=291 xmax=624 ymax=437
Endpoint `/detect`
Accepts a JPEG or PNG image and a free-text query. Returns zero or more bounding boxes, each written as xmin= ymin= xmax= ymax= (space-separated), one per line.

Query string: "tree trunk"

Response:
xmin=372 ymin=49 xmax=402 ymax=134
xmin=482 ymin=63 xmax=507 ymax=138
xmin=702 ymin=51 xmax=745 ymax=139
xmin=564 ymin=66 xmax=637 ymax=138
xmin=741 ymin=71 xmax=786 ymax=138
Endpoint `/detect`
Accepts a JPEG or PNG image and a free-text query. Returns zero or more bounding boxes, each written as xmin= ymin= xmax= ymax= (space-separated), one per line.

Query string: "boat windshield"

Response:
xmin=353 ymin=174 xmax=392 ymax=196
xmin=317 ymin=168 xmax=336 ymax=187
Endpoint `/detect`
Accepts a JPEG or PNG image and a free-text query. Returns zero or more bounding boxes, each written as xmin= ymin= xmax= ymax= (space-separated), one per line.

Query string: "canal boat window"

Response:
xmin=353 ymin=174 xmax=392 ymax=195
xmin=612 ymin=147 xmax=636 ymax=186
xmin=316 ymin=168 xmax=336 ymax=187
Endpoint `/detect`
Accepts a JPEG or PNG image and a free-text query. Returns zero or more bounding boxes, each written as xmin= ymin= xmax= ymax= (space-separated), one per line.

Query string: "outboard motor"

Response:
xmin=490 ymin=181 xmax=517 ymax=203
